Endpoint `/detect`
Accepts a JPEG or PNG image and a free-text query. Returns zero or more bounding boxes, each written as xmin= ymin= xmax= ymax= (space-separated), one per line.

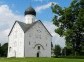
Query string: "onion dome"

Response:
xmin=24 ymin=7 xmax=36 ymax=16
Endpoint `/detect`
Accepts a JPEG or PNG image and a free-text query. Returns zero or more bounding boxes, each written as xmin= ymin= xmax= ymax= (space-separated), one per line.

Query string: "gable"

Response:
xmin=8 ymin=21 xmax=24 ymax=36
xmin=37 ymin=21 xmax=52 ymax=37
xmin=25 ymin=20 xmax=52 ymax=37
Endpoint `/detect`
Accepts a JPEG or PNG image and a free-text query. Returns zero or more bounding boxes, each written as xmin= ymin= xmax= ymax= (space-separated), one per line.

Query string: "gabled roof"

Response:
xmin=8 ymin=20 xmax=52 ymax=37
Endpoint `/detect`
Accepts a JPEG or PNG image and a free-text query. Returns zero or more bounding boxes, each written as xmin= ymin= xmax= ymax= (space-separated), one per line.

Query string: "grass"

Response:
xmin=0 ymin=57 xmax=84 ymax=62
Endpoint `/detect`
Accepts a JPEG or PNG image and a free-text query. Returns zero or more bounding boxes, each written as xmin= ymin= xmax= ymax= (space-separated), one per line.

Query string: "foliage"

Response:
xmin=0 ymin=43 xmax=1 ymax=56
xmin=0 ymin=43 xmax=8 ymax=57
xmin=54 ymin=45 xmax=61 ymax=57
xmin=60 ymin=56 xmax=84 ymax=59
xmin=51 ymin=0 xmax=84 ymax=56
xmin=62 ymin=47 xmax=73 ymax=56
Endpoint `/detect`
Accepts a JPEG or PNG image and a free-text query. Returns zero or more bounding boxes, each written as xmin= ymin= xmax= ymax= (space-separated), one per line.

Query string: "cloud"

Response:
xmin=0 ymin=29 xmax=10 ymax=44
xmin=35 ymin=2 xmax=57 ymax=12
xmin=0 ymin=4 xmax=24 ymax=44
xmin=43 ymin=21 xmax=65 ymax=48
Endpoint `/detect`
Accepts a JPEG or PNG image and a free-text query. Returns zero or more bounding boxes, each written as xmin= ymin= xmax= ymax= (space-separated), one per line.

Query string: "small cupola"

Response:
xmin=24 ymin=7 xmax=36 ymax=16
xmin=24 ymin=7 xmax=36 ymax=24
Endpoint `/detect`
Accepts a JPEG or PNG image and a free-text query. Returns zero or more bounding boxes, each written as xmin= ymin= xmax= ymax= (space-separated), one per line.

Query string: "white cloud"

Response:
xmin=0 ymin=4 xmax=24 ymax=44
xmin=35 ymin=2 xmax=57 ymax=12
xmin=43 ymin=21 xmax=65 ymax=48
xmin=0 ymin=29 xmax=10 ymax=44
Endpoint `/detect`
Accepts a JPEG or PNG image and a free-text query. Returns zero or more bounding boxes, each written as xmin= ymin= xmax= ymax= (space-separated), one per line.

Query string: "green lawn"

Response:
xmin=0 ymin=58 xmax=84 ymax=62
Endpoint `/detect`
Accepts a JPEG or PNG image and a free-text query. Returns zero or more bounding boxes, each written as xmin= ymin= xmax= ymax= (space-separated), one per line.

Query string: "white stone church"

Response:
xmin=7 ymin=7 xmax=52 ymax=57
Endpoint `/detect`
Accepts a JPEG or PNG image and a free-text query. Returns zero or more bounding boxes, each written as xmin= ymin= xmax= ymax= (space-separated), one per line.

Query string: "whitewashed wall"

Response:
xmin=25 ymin=15 xmax=35 ymax=24
xmin=24 ymin=21 xmax=52 ymax=57
xmin=8 ymin=22 xmax=24 ymax=57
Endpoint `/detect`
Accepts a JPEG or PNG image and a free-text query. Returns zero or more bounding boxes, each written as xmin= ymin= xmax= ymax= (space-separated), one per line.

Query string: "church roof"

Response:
xmin=17 ymin=21 xmax=38 ymax=32
xmin=8 ymin=20 xmax=52 ymax=37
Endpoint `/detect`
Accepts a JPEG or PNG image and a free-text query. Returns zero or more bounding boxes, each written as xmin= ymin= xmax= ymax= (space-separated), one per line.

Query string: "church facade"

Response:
xmin=8 ymin=7 xmax=52 ymax=57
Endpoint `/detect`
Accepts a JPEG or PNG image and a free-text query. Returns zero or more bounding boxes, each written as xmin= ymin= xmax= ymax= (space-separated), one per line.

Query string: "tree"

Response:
xmin=0 ymin=43 xmax=8 ymax=57
xmin=54 ymin=45 xmax=61 ymax=57
xmin=62 ymin=47 xmax=67 ymax=56
xmin=0 ymin=43 xmax=1 ymax=56
xmin=62 ymin=47 xmax=73 ymax=56
xmin=51 ymin=0 xmax=84 ymax=56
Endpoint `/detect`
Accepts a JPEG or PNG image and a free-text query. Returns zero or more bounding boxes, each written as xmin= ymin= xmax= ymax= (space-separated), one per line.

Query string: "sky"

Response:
xmin=0 ymin=0 xmax=72 ymax=47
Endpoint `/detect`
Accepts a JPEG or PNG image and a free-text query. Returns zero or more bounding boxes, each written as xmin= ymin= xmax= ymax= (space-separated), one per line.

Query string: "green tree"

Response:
xmin=0 ymin=43 xmax=1 ymax=56
xmin=54 ymin=45 xmax=61 ymax=57
xmin=52 ymin=0 xmax=84 ymax=56
xmin=1 ymin=43 xmax=8 ymax=57
xmin=62 ymin=47 xmax=73 ymax=56
xmin=62 ymin=47 xmax=67 ymax=56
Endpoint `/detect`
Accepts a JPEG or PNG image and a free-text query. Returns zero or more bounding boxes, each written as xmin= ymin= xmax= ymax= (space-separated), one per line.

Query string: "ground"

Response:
xmin=0 ymin=58 xmax=84 ymax=62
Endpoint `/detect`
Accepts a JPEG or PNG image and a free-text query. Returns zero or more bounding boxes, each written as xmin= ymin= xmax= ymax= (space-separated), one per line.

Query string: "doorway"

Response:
xmin=37 ymin=52 xmax=39 ymax=57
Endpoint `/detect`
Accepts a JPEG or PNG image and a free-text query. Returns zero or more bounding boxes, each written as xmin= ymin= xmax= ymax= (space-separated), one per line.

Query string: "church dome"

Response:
xmin=24 ymin=7 xmax=36 ymax=16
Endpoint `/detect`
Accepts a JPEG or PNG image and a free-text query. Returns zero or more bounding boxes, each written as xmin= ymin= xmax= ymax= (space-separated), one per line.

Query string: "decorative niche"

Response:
xmin=9 ymin=47 xmax=11 ymax=52
xmin=37 ymin=29 xmax=41 ymax=33
xmin=29 ymin=41 xmax=30 ymax=45
xmin=46 ymin=44 xmax=47 ymax=46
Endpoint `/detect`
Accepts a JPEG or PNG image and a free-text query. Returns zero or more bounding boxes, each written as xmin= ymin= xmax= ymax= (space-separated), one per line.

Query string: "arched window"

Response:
xmin=38 ymin=46 xmax=40 ymax=50
xmin=33 ymin=44 xmax=44 ymax=50
xmin=9 ymin=47 xmax=11 ymax=52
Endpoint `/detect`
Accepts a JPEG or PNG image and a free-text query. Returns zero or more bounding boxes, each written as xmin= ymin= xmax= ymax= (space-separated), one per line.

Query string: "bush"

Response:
xmin=60 ymin=56 xmax=84 ymax=59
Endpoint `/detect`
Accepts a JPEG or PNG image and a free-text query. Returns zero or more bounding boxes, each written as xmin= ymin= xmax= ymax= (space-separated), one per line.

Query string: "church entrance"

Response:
xmin=37 ymin=52 xmax=39 ymax=57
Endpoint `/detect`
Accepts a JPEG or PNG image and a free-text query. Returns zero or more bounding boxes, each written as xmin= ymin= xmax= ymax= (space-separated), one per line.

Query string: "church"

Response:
xmin=7 ymin=7 xmax=52 ymax=57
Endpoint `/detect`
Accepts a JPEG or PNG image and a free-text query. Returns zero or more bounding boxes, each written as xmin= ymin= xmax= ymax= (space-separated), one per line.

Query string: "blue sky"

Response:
xmin=0 ymin=0 xmax=72 ymax=47
xmin=0 ymin=0 xmax=72 ymax=22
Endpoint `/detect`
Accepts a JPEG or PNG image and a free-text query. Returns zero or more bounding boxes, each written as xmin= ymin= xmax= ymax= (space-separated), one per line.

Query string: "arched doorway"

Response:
xmin=37 ymin=52 xmax=39 ymax=57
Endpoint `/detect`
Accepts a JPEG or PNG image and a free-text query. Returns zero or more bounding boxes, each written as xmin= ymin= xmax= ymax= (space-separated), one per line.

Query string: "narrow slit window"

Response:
xmin=46 ymin=44 xmax=47 ymax=46
xmin=38 ymin=46 xmax=40 ymax=50
xmin=29 ymin=42 xmax=30 ymax=45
